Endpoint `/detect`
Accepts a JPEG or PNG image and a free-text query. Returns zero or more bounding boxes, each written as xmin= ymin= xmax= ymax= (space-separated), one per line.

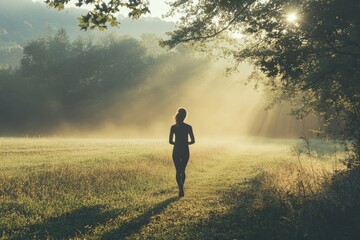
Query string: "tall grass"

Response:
xmin=239 ymin=138 xmax=360 ymax=239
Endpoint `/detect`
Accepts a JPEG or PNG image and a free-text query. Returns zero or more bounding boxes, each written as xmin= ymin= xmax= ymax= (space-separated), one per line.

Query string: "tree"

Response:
xmin=46 ymin=0 xmax=360 ymax=160
xmin=163 ymin=0 xmax=360 ymax=161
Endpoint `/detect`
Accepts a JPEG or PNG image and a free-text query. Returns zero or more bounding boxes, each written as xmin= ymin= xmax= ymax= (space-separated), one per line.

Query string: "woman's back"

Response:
xmin=171 ymin=123 xmax=193 ymax=146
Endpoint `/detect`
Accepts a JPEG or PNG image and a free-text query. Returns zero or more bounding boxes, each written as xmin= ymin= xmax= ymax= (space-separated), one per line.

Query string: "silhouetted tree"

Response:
xmin=0 ymin=29 xmax=152 ymax=131
xmin=0 ymin=30 xmax=208 ymax=134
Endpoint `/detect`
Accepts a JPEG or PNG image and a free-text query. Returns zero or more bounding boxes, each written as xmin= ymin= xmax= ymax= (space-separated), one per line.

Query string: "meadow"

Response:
xmin=0 ymin=137 xmax=358 ymax=240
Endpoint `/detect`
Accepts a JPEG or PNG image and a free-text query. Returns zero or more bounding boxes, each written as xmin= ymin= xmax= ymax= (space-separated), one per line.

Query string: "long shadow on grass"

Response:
xmin=12 ymin=205 xmax=117 ymax=240
xmin=101 ymin=196 xmax=179 ymax=239
xmin=183 ymin=174 xmax=294 ymax=240
xmin=185 ymin=170 xmax=360 ymax=240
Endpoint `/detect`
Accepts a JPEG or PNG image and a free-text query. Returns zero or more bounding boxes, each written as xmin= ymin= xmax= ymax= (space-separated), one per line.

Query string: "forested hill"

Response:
xmin=0 ymin=0 xmax=174 ymax=66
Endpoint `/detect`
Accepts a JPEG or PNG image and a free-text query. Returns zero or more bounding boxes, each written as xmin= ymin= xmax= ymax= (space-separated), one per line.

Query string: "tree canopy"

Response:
xmin=163 ymin=0 xmax=360 ymax=158
xmin=46 ymin=0 xmax=360 ymax=159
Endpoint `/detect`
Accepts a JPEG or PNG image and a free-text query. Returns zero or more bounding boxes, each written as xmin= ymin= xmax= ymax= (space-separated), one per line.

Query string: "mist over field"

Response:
xmin=74 ymin=63 xmax=319 ymax=138
xmin=0 ymin=35 xmax=318 ymax=138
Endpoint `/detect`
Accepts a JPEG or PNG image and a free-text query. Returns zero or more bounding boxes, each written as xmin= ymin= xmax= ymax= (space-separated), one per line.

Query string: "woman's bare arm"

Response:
xmin=188 ymin=126 xmax=195 ymax=145
xmin=169 ymin=127 xmax=175 ymax=145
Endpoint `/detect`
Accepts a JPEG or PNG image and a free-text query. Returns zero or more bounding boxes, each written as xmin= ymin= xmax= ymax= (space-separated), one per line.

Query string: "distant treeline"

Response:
xmin=0 ymin=29 xmax=206 ymax=135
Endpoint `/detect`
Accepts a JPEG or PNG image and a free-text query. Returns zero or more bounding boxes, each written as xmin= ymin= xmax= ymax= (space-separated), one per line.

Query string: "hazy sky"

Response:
xmin=31 ymin=0 xmax=175 ymax=21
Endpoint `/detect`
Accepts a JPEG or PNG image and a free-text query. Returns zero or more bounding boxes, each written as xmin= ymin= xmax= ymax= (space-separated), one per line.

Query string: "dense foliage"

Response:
xmin=0 ymin=30 xmax=144 ymax=132
xmin=163 ymin=0 xmax=360 ymax=160
xmin=0 ymin=30 xmax=205 ymax=134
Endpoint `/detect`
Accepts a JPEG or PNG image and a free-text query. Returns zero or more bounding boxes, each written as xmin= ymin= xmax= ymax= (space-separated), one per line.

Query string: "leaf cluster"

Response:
xmin=45 ymin=0 xmax=150 ymax=30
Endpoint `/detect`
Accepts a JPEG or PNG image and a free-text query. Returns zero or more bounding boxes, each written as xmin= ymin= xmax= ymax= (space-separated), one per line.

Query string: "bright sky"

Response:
xmin=32 ymin=0 xmax=174 ymax=20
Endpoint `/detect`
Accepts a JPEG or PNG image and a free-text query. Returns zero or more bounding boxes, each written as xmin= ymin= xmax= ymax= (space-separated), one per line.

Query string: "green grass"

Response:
xmin=0 ymin=137 xmax=356 ymax=239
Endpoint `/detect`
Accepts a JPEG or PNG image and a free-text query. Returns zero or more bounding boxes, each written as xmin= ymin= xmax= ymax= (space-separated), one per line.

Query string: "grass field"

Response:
xmin=0 ymin=137 xmax=358 ymax=240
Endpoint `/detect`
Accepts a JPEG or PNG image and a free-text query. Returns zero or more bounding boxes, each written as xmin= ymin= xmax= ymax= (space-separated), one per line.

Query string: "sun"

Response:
xmin=286 ymin=12 xmax=298 ymax=23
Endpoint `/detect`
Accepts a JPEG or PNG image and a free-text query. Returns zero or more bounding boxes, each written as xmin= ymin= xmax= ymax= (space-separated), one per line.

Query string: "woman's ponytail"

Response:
xmin=175 ymin=108 xmax=187 ymax=125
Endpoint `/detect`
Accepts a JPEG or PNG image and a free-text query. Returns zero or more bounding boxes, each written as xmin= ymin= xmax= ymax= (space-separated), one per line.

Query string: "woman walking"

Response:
xmin=169 ymin=108 xmax=195 ymax=197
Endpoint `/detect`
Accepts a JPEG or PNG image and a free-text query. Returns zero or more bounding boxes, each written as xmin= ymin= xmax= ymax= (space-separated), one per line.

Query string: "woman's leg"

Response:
xmin=172 ymin=148 xmax=183 ymax=188
xmin=177 ymin=147 xmax=189 ymax=197
xmin=180 ymin=149 xmax=189 ymax=185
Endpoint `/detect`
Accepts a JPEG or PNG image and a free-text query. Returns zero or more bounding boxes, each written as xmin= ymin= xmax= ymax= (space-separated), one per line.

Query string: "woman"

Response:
xmin=169 ymin=108 xmax=195 ymax=197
